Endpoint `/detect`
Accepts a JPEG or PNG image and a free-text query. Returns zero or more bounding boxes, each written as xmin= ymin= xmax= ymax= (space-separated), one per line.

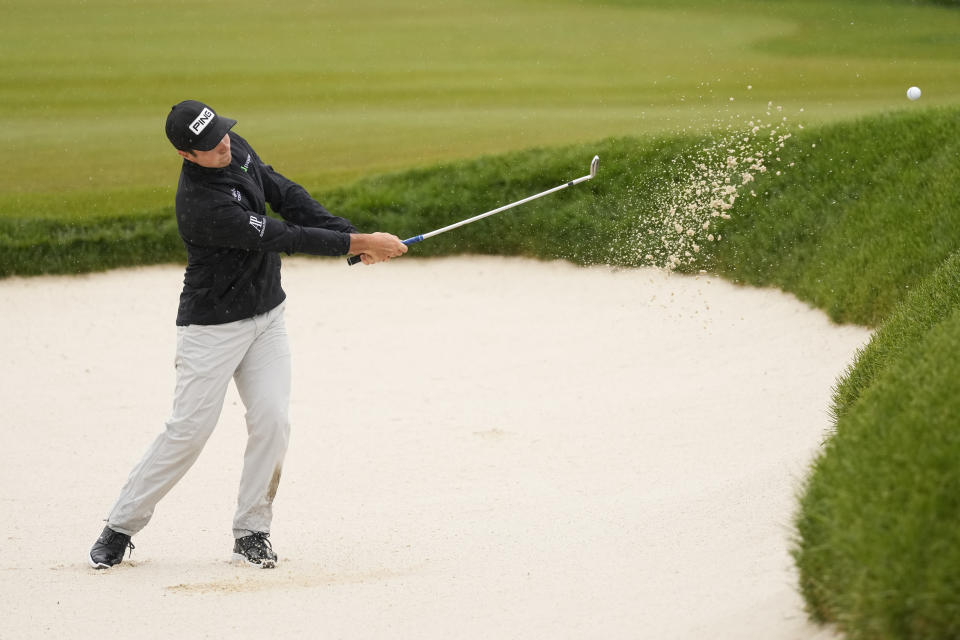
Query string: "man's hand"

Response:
xmin=348 ymin=232 xmax=408 ymax=265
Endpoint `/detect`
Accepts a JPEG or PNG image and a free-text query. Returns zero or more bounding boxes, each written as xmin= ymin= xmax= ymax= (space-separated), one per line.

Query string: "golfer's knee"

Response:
xmin=246 ymin=397 xmax=288 ymax=426
xmin=164 ymin=415 xmax=217 ymax=444
xmin=248 ymin=413 xmax=290 ymax=437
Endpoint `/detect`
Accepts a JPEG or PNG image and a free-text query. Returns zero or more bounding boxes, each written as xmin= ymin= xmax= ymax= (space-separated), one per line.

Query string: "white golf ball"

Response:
xmin=907 ymin=86 xmax=922 ymax=101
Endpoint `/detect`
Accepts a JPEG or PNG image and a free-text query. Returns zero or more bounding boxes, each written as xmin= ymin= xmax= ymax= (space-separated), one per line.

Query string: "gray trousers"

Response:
xmin=107 ymin=302 xmax=291 ymax=539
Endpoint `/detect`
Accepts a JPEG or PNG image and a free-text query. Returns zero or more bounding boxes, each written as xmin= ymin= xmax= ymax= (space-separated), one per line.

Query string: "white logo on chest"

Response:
xmin=231 ymin=187 xmax=242 ymax=202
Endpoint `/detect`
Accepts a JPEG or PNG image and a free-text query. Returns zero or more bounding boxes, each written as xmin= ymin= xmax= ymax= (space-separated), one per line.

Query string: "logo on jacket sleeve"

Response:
xmin=249 ymin=215 xmax=266 ymax=237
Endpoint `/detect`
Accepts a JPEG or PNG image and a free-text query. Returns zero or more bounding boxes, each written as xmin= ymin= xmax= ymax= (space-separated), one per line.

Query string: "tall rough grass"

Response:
xmin=792 ymin=253 xmax=960 ymax=638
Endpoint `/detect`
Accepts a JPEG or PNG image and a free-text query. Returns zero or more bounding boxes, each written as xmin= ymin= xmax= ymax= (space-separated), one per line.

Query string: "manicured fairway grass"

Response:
xmin=2 ymin=0 xmax=960 ymax=222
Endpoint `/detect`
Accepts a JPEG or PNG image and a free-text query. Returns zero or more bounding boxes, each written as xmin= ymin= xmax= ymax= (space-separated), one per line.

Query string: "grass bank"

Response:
xmin=710 ymin=105 xmax=960 ymax=637
xmin=709 ymin=107 xmax=960 ymax=325
xmin=792 ymin=253 xmax=960 ymax=638
xmin=7 ymin=106 xmax=957 ymax=329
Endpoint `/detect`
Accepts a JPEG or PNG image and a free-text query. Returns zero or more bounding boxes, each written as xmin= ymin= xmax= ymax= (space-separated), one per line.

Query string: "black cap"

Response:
xmin=165 ymin=100 xmax=237 ymax=151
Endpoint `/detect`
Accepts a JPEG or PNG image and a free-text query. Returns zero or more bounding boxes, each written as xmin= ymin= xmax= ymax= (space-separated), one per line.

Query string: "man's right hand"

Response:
xmin=348 ymin=232 xmax=408 ymax=265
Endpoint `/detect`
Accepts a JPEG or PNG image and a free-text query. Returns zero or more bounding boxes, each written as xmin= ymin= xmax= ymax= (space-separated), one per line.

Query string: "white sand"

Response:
xmin=0 ymin=256 xmax=868 ymax=639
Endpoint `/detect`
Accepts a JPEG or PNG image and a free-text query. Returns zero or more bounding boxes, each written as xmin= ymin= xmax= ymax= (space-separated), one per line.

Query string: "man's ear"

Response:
xmin=176 ymin=149 xmax=194 ymax=160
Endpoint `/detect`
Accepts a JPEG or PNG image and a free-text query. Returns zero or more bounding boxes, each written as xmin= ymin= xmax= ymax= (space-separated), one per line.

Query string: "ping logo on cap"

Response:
xmin=189 ymin=107 xmax=216 ymax=135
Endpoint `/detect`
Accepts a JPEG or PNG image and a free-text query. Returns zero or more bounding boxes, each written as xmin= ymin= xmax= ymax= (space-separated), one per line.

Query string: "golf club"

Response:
xmin=347 ymin=155 xmax=600 ymax=265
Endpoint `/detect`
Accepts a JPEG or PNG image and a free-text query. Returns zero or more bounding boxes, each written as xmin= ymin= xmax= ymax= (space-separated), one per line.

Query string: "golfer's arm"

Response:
xmin=347 ymin=234 xmax=377 ymax=256
xmin=183 ymin=202 xmax=351 ymax=256
xmin=348 ymin=232 xmax=407 ymax=258
xmin=261 ymin=164 xmax=356 ymax=232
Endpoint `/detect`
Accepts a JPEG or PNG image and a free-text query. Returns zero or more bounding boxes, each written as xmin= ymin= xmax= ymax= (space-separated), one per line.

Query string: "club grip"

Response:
xmin=347 ymin=254 xmax=363 ymax=266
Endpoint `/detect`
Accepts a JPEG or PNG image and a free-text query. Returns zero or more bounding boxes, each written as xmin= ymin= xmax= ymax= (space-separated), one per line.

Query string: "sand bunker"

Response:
xmin=0 ymin=256 xmax=868 ymax=639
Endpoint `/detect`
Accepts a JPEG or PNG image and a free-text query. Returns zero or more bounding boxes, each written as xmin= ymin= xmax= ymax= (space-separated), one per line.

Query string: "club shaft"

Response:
xmin=414 ymin=172 xmax=592 ymax=243
xmin=346 ymin=155 xmax=597 ymax=265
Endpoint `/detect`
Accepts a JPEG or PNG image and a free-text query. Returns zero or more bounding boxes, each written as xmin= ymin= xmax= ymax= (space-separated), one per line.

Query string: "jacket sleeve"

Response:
xmin=251 ymin=148 xmax=358 ymax=233
xmin=178 ymin=189 xmax=352 ymax=256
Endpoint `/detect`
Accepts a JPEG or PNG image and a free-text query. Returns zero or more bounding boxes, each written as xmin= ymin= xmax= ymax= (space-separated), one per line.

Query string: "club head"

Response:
xmin=590 ymin=155 xmax=599 ymax=179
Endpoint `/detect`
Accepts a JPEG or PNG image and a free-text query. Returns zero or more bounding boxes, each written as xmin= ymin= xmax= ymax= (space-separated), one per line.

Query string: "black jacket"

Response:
xmin=174 ymin=133 xmax=357 ymax=326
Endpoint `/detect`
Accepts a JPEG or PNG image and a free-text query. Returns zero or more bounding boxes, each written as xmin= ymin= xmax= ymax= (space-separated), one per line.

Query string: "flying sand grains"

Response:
xmin=634 ymin=108 xmax=800 ymax=270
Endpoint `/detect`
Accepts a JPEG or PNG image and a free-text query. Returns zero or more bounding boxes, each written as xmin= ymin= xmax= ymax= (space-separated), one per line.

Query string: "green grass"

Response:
xmin=4 ymin=106 xmax=959 ymax=308
xmin=0 ymin=135 xmax=659 ymax=275
xmin=708 ymin=107 xmax=960 ymax=325
xmin=792 ymin=254 xmax=960 ymax=638
xmin=832 ymin=253 xmax=960 ymax=422
xmin=698 ymin=105 xmax=960 ymax=636
xmin=2 ymin=0 xmax=960 ymax=222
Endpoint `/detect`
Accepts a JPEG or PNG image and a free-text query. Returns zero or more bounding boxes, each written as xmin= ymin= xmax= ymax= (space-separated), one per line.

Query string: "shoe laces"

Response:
xmin=238 ymin=531 xmax=273 ymax=556
xmin=251 ymin=532 xmax=272 ymax=551
xmin=105 ymin=529 xmax=135 ymax=559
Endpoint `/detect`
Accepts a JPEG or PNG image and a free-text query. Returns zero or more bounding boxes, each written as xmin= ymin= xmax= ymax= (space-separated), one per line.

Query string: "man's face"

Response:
xmin=178 ymin=133 xmax=231 ymax=168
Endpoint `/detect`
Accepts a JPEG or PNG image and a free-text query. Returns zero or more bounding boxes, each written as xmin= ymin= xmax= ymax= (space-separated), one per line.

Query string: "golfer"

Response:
xmin=89 ymin=100 xmax=406 ymax=569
